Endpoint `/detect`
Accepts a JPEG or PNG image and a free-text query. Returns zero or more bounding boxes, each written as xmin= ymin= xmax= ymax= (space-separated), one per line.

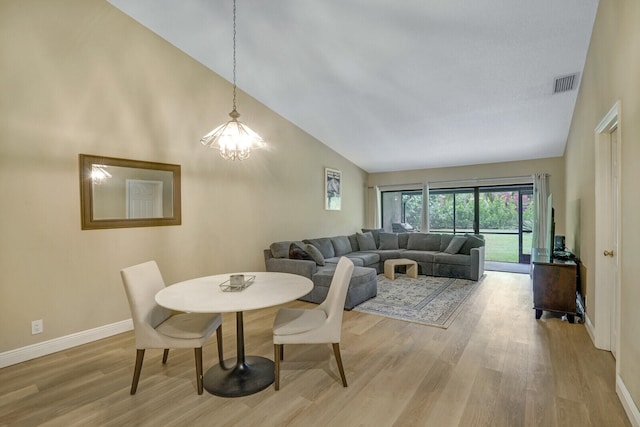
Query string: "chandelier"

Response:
xmin=200 ymin=0 xmax=265 ymax=160
xmin=91 ymin=165 xmax=112 ymax=185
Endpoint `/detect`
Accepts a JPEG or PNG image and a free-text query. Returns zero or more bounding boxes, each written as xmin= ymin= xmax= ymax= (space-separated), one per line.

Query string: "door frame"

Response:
xmin=593 ymin=101 xmax=622 ymax=356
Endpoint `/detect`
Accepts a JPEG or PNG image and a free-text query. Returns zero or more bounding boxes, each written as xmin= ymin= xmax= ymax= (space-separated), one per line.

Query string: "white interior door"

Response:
xmin=593 ymin=101 xmax=621 ymax=356
xmin=609 ymin=127 xmax=620 ymax=358
xmin=126 ymin=179 xmax=163 ymax=219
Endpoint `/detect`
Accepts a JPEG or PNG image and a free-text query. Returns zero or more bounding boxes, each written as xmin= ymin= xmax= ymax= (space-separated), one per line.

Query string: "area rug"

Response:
xmin=353 ymin=274 xmax=483 ymax=328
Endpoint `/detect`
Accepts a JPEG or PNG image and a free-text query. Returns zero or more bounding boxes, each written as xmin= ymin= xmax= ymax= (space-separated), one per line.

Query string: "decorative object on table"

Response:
xmin=353 ymin=274 xmax=484 ymax=329
xmin=219 ymin=274 xmax=256 ymax=292
xmin=272 ymin=257 xmax=354 ymax=390
xmin=324 ymin=167 xmax=342 ymax=210
xmin=200 ymin=0 xmax=265 ymax=160
xmin=120 ymin=261 xmax=224 ymax=395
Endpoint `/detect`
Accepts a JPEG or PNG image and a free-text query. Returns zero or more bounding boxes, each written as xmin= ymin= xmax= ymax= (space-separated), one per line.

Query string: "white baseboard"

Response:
xmin=0 ymin=319 xmax=133 ymax=369
xmin=617 ymin=375 xmax=640 ymax=427
xmin=584 ymin=312 xmax=596 ymax=345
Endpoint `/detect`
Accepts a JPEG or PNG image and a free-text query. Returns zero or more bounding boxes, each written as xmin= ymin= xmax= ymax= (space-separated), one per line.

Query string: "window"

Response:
xmin=430 ymin=184 xmax=533 ymax=263
xmin=428 ymin=189 xmax=475 ymax=233
xmin=381 ymin=190 xmax=422 ymax=232
xmin=380 ymin=183 xmax=533 ymax=263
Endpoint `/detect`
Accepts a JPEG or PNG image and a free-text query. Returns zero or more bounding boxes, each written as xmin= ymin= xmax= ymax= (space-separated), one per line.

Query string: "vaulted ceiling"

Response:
xmin=107 ymin=0 xmax=599 ymax=173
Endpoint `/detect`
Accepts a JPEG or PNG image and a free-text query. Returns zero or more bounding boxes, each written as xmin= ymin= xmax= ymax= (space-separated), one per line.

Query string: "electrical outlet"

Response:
xmin=31 ymin=319 xmax=43 ymax=335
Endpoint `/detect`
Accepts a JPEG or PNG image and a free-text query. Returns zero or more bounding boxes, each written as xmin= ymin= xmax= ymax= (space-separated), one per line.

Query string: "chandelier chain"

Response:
xmin=232 ymin=0 xmax=237 ymax=111
xmin=199 ymin=0 xmax=264 ymax=160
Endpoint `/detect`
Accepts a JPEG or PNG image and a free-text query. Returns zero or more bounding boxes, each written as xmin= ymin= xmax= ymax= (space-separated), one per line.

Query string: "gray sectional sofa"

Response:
xmin=263 ymin=229 xmax=485 ymax=309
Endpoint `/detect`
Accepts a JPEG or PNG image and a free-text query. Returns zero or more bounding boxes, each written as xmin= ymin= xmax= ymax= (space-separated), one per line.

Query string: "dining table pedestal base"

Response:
xmin=203 ymin=356 xmax=274 ymax=397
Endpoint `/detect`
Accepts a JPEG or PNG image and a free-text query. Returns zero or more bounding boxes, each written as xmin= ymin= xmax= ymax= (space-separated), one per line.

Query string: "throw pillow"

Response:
xmin=459 ymin=235 xmax=485 ymax=255
xmin=361 ymin=228 xmax=383 ymax=247
xmin=356 ymin=232 xmax=377 ymax=251
xmin=289 ymin=243 xmax=313 ymax=261
xmin=303 ymin=238 xmax=335 ymax=258
xmin=378 ymin=232 xmax=399 ymax=250
xmin=439 ymin=234 xmax=454 ymax=251
xmin=270 ymin=241 xmax=293 ymax=259
xmin=331 ymin=235 xmax=353 ymax=256
xmin=305 ymin=244 xmax=325 ymax=266
xmin=444 ymin=236 xmax=467 ymax=254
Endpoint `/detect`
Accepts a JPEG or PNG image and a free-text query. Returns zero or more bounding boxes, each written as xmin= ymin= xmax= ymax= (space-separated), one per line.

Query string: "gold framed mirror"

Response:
xmin=79 ymin=154 xmax=181 ymax=230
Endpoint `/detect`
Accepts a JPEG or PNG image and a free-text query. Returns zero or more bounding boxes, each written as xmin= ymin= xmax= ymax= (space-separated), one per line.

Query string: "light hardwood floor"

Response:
xmin=0 ymin=272 xmax=631 ymax=426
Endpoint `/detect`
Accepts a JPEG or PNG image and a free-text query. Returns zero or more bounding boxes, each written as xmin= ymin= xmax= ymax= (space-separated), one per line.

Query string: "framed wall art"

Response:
xmin=325 ymin=167 xmax=342 ymax=210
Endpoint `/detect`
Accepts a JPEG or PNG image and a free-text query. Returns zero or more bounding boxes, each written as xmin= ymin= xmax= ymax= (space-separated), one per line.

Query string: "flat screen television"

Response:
xmin=546 ymin=193 xmax=555 ymax=257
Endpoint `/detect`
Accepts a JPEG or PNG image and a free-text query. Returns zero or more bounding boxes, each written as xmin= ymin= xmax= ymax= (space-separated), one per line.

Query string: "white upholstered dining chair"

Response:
xmin=120 ymin=261 xmax=224 ymax=395
xmin=272 ymin=256 xmax=354 ymax=390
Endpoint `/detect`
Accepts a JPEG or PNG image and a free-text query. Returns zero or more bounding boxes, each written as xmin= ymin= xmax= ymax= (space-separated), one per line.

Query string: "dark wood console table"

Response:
xmin=531 ymin=248 xmax=583 ymax=323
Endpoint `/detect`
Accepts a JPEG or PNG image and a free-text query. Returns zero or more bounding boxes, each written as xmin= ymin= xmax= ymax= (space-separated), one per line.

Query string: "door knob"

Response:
xmin=604 ymin=250 xmax=614 ymax=257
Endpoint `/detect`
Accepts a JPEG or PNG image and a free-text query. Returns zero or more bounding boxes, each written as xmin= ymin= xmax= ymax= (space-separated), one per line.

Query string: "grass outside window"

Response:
xmin=482 ymin=232 xmax=532 ymax=262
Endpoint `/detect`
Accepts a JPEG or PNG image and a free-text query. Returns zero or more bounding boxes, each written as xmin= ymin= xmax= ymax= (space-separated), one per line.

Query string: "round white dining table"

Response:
xmin=155 ymin=271 xmax=313 ymax=397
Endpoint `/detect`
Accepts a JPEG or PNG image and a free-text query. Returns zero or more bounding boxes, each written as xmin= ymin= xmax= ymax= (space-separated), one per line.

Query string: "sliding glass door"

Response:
xmin=426 ymin=184 xmax=533 ymax=264
xmin=478 ymin=186 xmax=533 ymax=263
xmin=428 ymin=189 xmax=475 ymax=234
xmin=381 ymin=184 xmax=533 ymax=264
xmin=381 ymin=190 xmax=423 ymax=232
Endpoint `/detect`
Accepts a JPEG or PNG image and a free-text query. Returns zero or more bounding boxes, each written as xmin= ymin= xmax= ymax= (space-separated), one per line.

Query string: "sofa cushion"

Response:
xmin=434 ymin=253 xmax=472 ymax=266
xmin=326 ymin=256 xmax=364 ymax=266
xmin=439 ymin=234 xmax=454 ymax=251
xmin=407 ymin=233 xmax=441 ymax=251
xmin=398 ymin=233 xmax=410 ymax=249
xmin=378 ymin=232 xmax=399 ymax=250
xmin=304 ymin=237 xmax=336 ymax=258
xmin=289 ymin=243 xmax=313 ymax=261
xmin=361 ymin=228 xmax=383 ymax=247
xmin=305 ymin=244 xmax=325 ymax=266
xmin=310 ymin=266 xmax=377 ymax=309
xmin=444 ymin=236 xmax=467 ymax=254
xmin=459 ymin=235 xmax=485 ymax=255
xmin=348 ymin=234 xmax=360 ymax=251
xmin=356 ymin=232 xmax=377 ymax=251
xmin=331 ymin=235 xmax=353 ymax=256
xmin=371 ymin=249 xmax=406 ymax=263
xmin=270 ymin=241 xmax=292 ymax=259
xmin=403 ymin=250 xmax=437 ymax=263
xmin=348 ymin=251 xmax=381 ymax=266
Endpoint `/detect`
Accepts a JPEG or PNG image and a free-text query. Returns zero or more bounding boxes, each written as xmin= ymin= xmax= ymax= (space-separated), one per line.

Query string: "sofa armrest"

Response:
xmin=470 ymin=246 xmax=485 ymax=281
xmin=265 ymin=257 xmax=317 ymax=279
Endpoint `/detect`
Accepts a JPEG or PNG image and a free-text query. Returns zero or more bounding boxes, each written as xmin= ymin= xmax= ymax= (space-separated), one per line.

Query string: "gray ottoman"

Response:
xmin=303 ymin=266 xmax=377 ymax=310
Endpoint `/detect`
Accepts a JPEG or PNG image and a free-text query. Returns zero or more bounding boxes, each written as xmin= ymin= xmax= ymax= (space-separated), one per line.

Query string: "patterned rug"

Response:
xmin=353 ymin=274 xmax=483 ymax=328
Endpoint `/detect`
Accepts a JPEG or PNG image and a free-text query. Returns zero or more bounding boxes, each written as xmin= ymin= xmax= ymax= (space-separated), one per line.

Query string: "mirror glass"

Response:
xmin=79 ymin=154 xmax=181 ymax=229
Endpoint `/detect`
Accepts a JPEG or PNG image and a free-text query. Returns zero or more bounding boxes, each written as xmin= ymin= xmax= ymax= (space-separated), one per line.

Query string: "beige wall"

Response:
xmin=565 ymin=0 xmax=640 ymax=412
xmin=368 ymin=157 xmax=566 ymax=235
xmin=0 ymin=0 xmax=367 ymax=352
xmin=2 ymin=0 xmax=638 ymax=418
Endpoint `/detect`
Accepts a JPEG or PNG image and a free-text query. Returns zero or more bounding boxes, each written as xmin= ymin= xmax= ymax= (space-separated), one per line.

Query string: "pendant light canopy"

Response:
xmin=200 ymin=0 xmax=265 ymax=160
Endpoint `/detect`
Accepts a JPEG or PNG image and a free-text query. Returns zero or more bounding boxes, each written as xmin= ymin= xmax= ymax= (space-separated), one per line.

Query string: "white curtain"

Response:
xmin=423 ymin=182 xmax=430 ymax=232
xmin=366 ymin=186 xmax=381 ymax=229
xmin=531 ymin=173 xmax=549 ymax=251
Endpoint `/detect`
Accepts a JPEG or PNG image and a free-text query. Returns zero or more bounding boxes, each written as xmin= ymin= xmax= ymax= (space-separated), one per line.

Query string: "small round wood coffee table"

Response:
xmin=384 ymin=258 xmax=418 ymax=280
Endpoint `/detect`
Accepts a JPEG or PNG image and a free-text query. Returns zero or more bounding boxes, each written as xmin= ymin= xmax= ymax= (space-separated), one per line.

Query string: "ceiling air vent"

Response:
xmin=553 ymin=73 xmax=580 ymax=94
